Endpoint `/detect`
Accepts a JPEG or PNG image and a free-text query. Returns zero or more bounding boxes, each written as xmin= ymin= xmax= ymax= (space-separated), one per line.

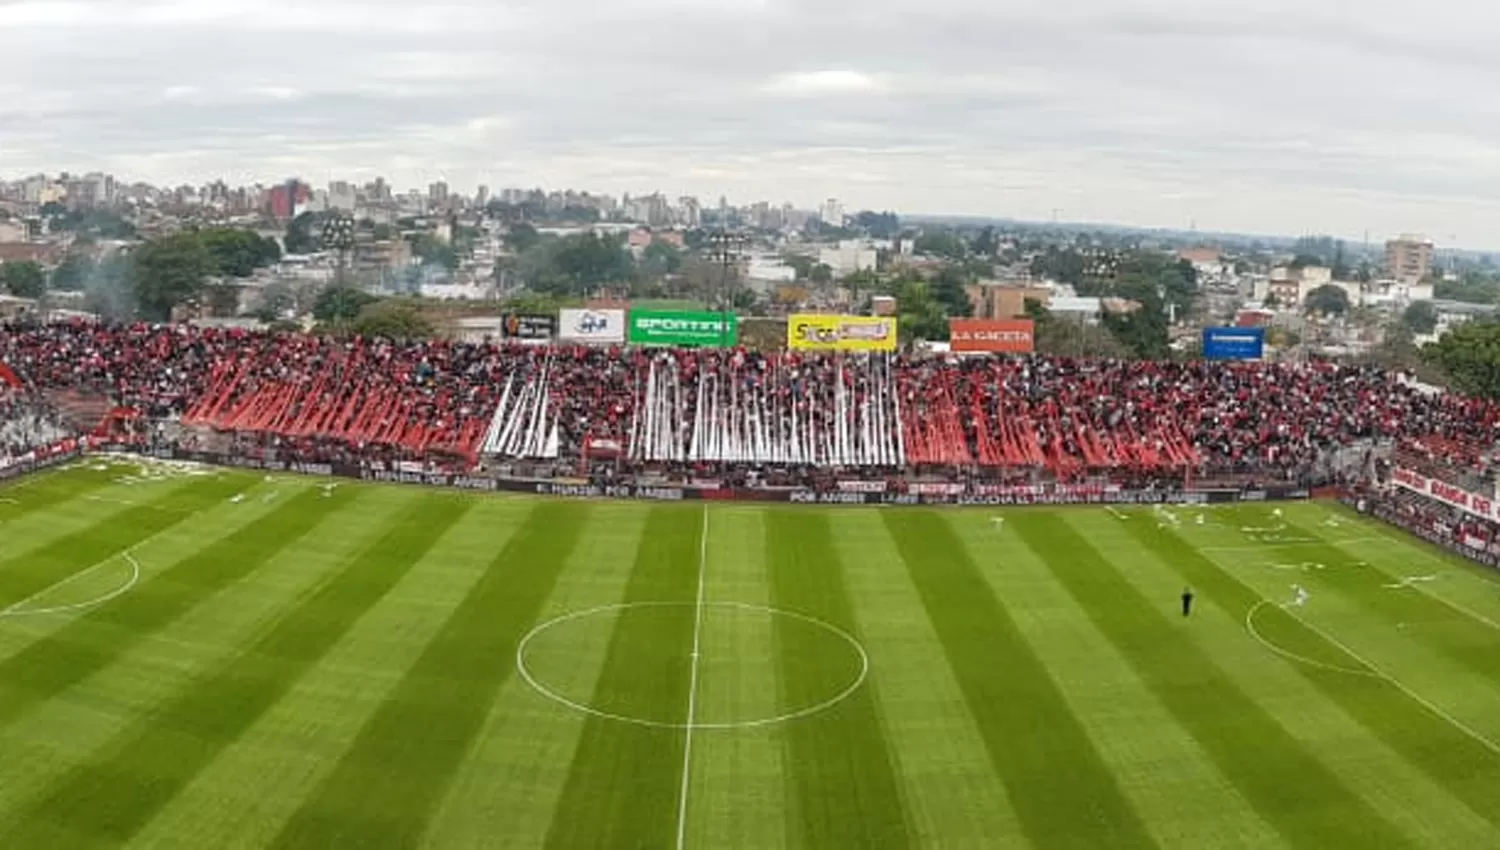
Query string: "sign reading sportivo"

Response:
xmin=627 ymin=309 xmax=738 ymax=347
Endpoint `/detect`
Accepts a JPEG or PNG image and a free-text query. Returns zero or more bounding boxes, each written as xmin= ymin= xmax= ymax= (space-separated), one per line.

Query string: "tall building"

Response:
xmin=428 ymin=181 xmax=450 ymax=210
xmin=1385 ymin=234 xmax=1434 ymax=284
xmin=328 ymin=180 xmax=356 ymax=211
xmin=266 ymin=179 xmax=311 ymax=219
xmin=475 ymin=184 xmax=490 ymax=208
xmin=820 ymin=198 xmax=844 ymax=227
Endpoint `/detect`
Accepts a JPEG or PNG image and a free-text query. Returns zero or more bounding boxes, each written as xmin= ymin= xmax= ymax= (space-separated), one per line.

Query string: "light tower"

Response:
xmin=321 ymin=213 xmax=356 ymax=287
xmin=705 ymin=229 xmax=747 ymax=348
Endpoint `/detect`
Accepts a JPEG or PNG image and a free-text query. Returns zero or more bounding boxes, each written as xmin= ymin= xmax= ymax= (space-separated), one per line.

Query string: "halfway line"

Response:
xmin=675 ymin=504 xmax=709 ymax=850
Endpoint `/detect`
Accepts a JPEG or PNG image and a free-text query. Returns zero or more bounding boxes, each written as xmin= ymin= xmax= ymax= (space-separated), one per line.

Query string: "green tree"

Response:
xmin=1402 ymin=300 xmax=1439 ymax=335
xmin=130 ymin=233 xmax=215 ymax=320
xmin=1028 ymin=246 xmax=1086 ymax=286
xmin=930 ymin=266 xmax=974 ymax=317
xmin=971 ymin=226 xmax=998 ymax=256
xmin=913 ymin=230 xmax=967 ymax=260
xmin=1305 ymin=284 xmax=1351 ymax=317
xmin=351 ymin=300 xmax=434 ymax=340
xmin=505 ymin=222 xmax=541 ymax=253
xmin=198 ymin=228 xmax=280 ymax=277
xmin=313 ymin=285 xmax=378 ymax=323
xmin=51 ymin=255 xmax=92 ymax=291
xmin=408 ymin=232 xmax=460 ymax=271
xmin=1 ymin=261 xmax=46 ymax=298
xmin=809 ymin=263 xmax=833 ymax=285
xmin=283 ymin=211 xmax=320 ymax=254
xmin=895 ymin=280 xmax=949 ymax=343
xmin=1422 ymin=320 xmax=1500 ymax=398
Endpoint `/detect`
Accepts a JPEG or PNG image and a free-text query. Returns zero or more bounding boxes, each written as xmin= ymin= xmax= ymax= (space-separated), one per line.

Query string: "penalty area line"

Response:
xmin=1277 ymin=603 xmax=1500 ymax=760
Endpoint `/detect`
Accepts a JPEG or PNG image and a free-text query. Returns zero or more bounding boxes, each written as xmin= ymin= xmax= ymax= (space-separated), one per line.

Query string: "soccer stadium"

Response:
xmin=5 ymin=319 xmax=1500 ymax=848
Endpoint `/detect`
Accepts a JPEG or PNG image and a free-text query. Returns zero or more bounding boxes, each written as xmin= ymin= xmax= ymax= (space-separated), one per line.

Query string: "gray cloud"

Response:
xmin=2 ymin=0 xmax=1499 ymax=243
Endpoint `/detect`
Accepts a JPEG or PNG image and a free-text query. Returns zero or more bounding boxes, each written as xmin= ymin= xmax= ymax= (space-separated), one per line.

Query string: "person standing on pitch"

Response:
xmin=1181 ymin=588 xmax=1194 ymax=617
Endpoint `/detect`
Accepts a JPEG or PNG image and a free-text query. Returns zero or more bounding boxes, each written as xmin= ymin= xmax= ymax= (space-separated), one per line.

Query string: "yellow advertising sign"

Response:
xmin=786 ymin=314 xmax=898 ymax=352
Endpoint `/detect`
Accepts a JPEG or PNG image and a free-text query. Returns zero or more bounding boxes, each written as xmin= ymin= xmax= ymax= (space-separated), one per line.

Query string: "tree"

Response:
xmin=51 ymin=255 xmax=92 ymax=291
xmin=313 ymin=285 xmax=378 ymax=323
xmin=1028 ymin=246 xmax=1086 ymax=286
xmin=198 ymin=228 xmax=280 ymax=277
xmin=1402 ymin=300 xmax=1439 ymax=335
xmin=1422 ymin=320 xmax=1500 ymax=399
xmin=851 ymin=210 xmax=900 ymax=238
xmin=283 ymin=211 xmax=320 ymax=254
xmin=930 ymin=266 xmax=974 ymax=317
xmin=351 ymin=300 xmax=434 ymax=340
xmin=1 ymin=261 xmax=46 ymax=298
xmin=1305 ymin=284 xmax=1351 ymax=317
xmin=913 ymin=230 xmax=967 ymax=260
xmin=130 ymin=233 xmax=215 ymax=320
xmin=809 ymin=263 xmax=833 ymax=285
xmin=409 ymin=232 xmax=459 ymax=271
xmin=505 ymin=222 xmax=541 ymax=253
xmin=971 ymin=226 xmax=998 ymax=257
xmin=895 ymin=280 xmax=949 ymax=343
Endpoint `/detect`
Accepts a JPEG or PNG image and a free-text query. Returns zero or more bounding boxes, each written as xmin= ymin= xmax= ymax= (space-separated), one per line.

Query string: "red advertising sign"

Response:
xmin=1392 ymin=466 xmax=1499 ymax=522
xmin=949 ymin=319 xmax=1036 ymax=353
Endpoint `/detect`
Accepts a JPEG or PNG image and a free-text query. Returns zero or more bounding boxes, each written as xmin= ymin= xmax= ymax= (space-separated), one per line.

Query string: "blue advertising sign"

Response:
xmin=1202 ymin=327 xmax=1265 ymax=360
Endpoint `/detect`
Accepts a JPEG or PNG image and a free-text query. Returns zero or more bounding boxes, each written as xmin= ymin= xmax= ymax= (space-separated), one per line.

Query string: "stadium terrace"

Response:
xmin=2 ymin=318 xmax=1499 ymax=487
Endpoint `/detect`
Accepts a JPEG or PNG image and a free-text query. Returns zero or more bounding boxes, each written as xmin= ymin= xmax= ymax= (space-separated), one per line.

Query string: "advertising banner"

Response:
xmin=628 ymin=310 xmax=738 ymax=347
xmin=502 ymin=314 xmax=555 ymax=342
xmin=1202 ymin=327 xmax=1265 ymax=360
xmin=787 ymin=314 xmax=898 ymax=352
xmin=1391 ymin=466 xmax=1500 ymax=522
xmin=949 ymin=318 xmax=1035 ymax=353
xmin=558 ymin=309 xmax=625 ymax=344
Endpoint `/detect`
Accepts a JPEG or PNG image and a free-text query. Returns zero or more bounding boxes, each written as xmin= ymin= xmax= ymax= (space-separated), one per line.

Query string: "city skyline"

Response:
xmin=5 ymin=1 xmax=1500 ymax=245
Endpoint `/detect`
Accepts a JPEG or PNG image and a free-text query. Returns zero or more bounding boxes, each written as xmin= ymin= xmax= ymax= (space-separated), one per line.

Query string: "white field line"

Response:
xmin=1195 ymin=540 xmax=1500 ymax=759
xmin=0 ymin=552 xmax=141 ymax=619
xmin=1334 ymin=526 xmax=1500 ymax=632
xmin=675 ymin=504 xmax=709 ymax=850
xmin=1199 ymin=536 xmax=1383 ymax=556
xmin=1278 ymin=603 xmax=1500 ymax=759
xmin=1243 ymin=601 xmax=1379 ymax=678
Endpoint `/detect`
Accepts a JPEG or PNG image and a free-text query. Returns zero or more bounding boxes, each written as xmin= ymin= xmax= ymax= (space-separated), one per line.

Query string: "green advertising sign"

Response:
xmin=627 ymin=310 xmax=739 ymax=346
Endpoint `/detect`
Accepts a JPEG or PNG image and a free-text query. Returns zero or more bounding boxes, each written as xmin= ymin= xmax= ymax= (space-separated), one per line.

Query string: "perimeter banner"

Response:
xmin=948 ymin=318 xmax=1035 ymax=353
xmin=558 ymin=309 xmax=625 ymax=344
xmin=627 ymin=309 xmax=738 ymax=347
xmin=502 ymin=313 xmax=555 ymax=341
xmin=787 ymin=314 xmax=898 ymax=352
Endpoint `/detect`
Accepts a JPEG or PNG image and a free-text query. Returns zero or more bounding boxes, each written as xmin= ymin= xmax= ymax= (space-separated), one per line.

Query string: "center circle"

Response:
xmin=516 ymin=601 xmax=869 ymax=729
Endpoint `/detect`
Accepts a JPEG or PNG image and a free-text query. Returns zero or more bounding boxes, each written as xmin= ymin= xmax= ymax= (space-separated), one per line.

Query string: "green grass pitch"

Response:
xmin=3 ymin=456 xmax=1500 ymax=848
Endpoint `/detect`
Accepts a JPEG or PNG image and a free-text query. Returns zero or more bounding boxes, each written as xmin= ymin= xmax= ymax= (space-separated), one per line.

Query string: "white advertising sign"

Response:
xmin=558 ymin=309 xmax=626 ymax=344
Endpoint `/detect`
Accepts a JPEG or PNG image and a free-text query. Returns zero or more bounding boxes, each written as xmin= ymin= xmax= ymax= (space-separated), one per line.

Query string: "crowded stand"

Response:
xmin=5 ymin=319 xmax=1500 ymax=489
xmin=0 ymin=386 xmax=74 ymax=466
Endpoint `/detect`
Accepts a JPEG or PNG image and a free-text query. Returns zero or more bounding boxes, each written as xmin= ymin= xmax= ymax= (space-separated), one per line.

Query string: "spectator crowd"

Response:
xmin=4 ymin=319 xmax=1500 ymax=489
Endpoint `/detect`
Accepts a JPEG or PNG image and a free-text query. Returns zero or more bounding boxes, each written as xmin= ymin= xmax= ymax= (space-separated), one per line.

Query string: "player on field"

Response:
xmin=1181 ymin=587 xmax=1194 ymax=617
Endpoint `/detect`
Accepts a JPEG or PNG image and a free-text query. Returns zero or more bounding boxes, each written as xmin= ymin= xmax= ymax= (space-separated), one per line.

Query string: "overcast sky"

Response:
xmin=3 ymin=0 xmax=1499 ymax=244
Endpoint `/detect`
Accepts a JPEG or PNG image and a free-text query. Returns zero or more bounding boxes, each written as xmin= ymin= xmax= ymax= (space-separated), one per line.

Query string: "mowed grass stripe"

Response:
xmin=0 ymin=465 xmax=117 ymax=524
xmin=1012 ymin=512 xmax=1413 ymax=850
xmin=0 ymin=473 xmax=240 ymax=610
xmin=766 ymin=508 xmax=911 ymax=850
xmin=0 ymin=493 xmax=473 ymax=848
xmin=0 ymin=484 xmax=353 ymax=730
xmin=543 ymin=505 xmax=703 ymax=850
xmin=882 ymin=510 xmax=1156 ymax=850
xmin=270 ymin=502 xmax=588 ymax=849
xmin=1274 ymin=514 xmax=1500 ymax=686
xmin=1125 ymin=517 xmax=1500 ymax=834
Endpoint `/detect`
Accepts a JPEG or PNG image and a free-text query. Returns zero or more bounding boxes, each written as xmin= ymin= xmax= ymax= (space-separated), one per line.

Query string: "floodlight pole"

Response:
xmin=706 ymin=230 xmax=744 ymax=348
